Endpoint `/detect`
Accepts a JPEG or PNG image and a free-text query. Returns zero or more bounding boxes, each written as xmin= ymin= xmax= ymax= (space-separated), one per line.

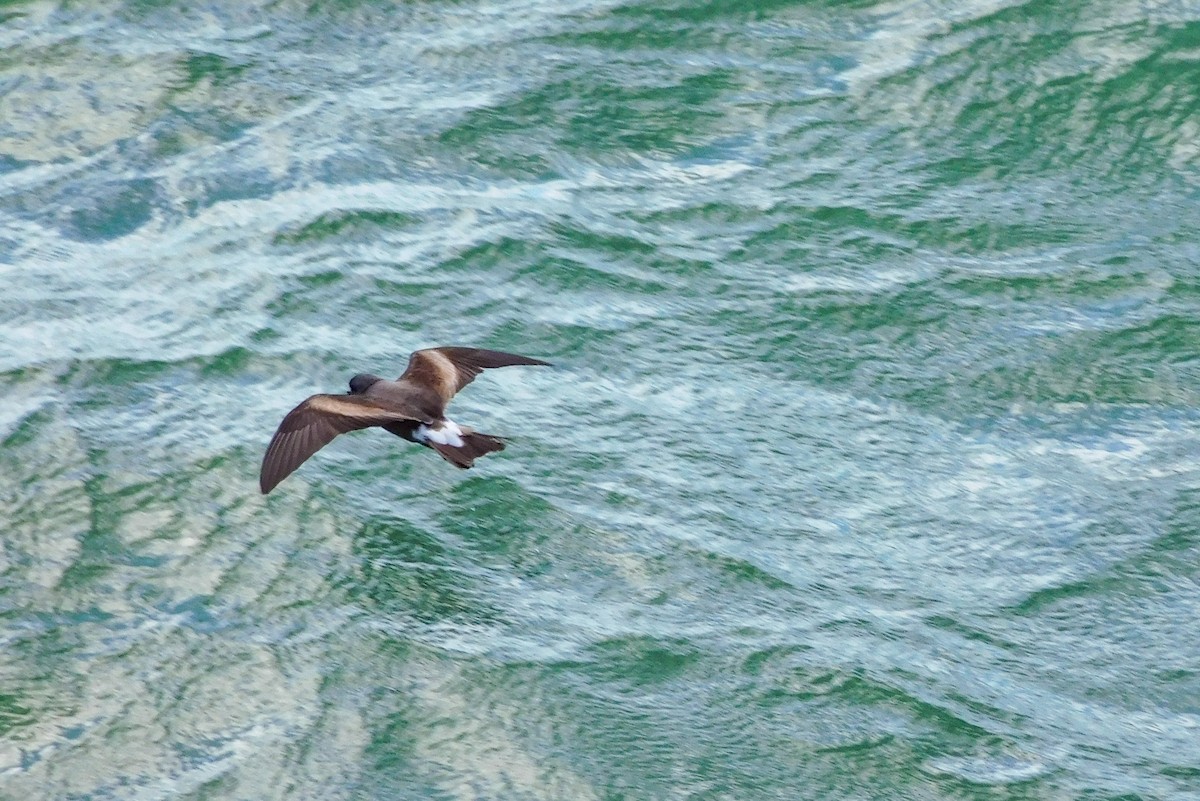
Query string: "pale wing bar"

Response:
xmin=400 ymin=347 xmax=551 ymax=401
xmin=259 ymin=395 xmax=420 ymax=494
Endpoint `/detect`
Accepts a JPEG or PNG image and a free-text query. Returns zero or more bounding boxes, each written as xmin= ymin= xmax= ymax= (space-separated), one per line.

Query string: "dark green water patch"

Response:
xmin=357 ymin=516 xmax=449 ymax=566
xmin=689 ymin=545 xmax=794 ymax=591
xmin=584 ymin=634 xmax=702 ymax=687
xmin=63 ymin=178 xmax=160 ymax=241
xmin=437 ymin=477 xmax=563 ymax=578
xmin=176 ymin=50 xmax=251 ymax=90
xmin=943 ymin=266 xmax=1163 ymax=306
xmin=1012 ymin=506 xmax=1200 ymax=617
xmin=436 ymin=235 xmax=544 ymax=275
xmin=514 ymin=255 xmax=671 ymax=294
xmin=549 ymin=219 xmax=658 ymax=256
xmin=612 ymin=0 xmax=818 ymax=25
xmin=265 ymin=271 xmax=445 ymax=331
xmin=62 ymin=356 xmax=177 ymax=390
xmin=926 ymin=614 xmax=1020 ymax=652
xmin=272 ymin=209 xmax=422 ymax=246
xmin=199 ymin=345 xmax=255 ymax=377
xmin=352 ymin=515 xmax=500 ymax=625
xmin=441 ymin=67 xmax=739 ymax=161
xmin=363 ymin=700 xmax=430 ymax=794
xmin=966 ymin=321 xmax=1200 ymax=408
xmin=0 ymin=692 xmax=34 ymax=738
xmin=1 ymin=405 xmax=56 ymax=450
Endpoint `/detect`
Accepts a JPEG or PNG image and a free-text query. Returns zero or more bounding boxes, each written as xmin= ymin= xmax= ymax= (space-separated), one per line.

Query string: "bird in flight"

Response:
xmin=259 ymin=346 xmax=550 ymax=494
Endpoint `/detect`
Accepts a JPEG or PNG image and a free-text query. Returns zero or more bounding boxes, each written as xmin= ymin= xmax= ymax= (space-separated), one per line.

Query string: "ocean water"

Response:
xmin=2 ymin=0 xmax=1199 ymax=798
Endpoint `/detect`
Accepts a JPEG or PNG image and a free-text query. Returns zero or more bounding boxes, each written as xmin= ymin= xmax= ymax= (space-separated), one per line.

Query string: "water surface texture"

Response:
xmin=2 ymin=1 xmax=1199 ymax=799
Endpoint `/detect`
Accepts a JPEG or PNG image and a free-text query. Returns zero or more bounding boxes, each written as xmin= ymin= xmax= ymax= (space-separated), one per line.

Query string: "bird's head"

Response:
xmin=348 ymin=373 xmax=384 ymax=394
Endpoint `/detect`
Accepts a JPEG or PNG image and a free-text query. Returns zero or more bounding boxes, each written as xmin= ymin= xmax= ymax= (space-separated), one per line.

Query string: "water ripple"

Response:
xmin=2 ymin=0 xmax=1200 ymax=798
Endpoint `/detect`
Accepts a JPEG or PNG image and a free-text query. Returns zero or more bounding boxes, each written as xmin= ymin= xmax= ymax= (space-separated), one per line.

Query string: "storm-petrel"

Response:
xmin=259 ymin=346 xmax=550 ymax=494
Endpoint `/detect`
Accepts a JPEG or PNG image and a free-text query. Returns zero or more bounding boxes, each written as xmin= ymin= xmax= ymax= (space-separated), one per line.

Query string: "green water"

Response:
xmin=2 ymin=0 xmax=1199 ymax=798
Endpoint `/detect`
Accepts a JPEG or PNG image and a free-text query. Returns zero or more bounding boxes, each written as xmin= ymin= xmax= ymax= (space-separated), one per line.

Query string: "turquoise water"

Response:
xmin=2 ymin=0 xmax=1200 ymax=798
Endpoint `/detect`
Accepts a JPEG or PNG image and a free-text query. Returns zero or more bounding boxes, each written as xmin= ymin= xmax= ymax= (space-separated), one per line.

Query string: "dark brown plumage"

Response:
xmin=259 ymin=347 xmax=550 ymax=494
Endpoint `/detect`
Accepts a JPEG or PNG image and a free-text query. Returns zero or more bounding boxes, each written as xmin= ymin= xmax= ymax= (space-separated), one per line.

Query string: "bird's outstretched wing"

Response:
xmin=398 ymin=347 xmax=551 ymax=405
xmin=260 ymin=395 xmax=421 ymax=494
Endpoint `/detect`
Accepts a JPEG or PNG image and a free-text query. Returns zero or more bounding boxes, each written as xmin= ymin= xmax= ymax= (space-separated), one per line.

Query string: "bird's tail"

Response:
xmin=430 ymin=430 xmax=506 ymax=469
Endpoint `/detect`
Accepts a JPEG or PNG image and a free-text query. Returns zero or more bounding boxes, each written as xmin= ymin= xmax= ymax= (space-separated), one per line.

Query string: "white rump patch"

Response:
xmin=415 ymin=419 xmax=464 ymax=448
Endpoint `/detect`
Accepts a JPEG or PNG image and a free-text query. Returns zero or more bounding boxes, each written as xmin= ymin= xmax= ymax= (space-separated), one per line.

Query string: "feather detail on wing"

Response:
xmin=398 ymin=347 xmax=551 ymax=403
xmin=259 ymin=394 xmax=420 ymax=494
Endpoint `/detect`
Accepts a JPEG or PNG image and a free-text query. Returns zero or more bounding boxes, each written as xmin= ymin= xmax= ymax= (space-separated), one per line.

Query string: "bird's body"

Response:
xmin=259 ymin=346 xmax=550 ymax=494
